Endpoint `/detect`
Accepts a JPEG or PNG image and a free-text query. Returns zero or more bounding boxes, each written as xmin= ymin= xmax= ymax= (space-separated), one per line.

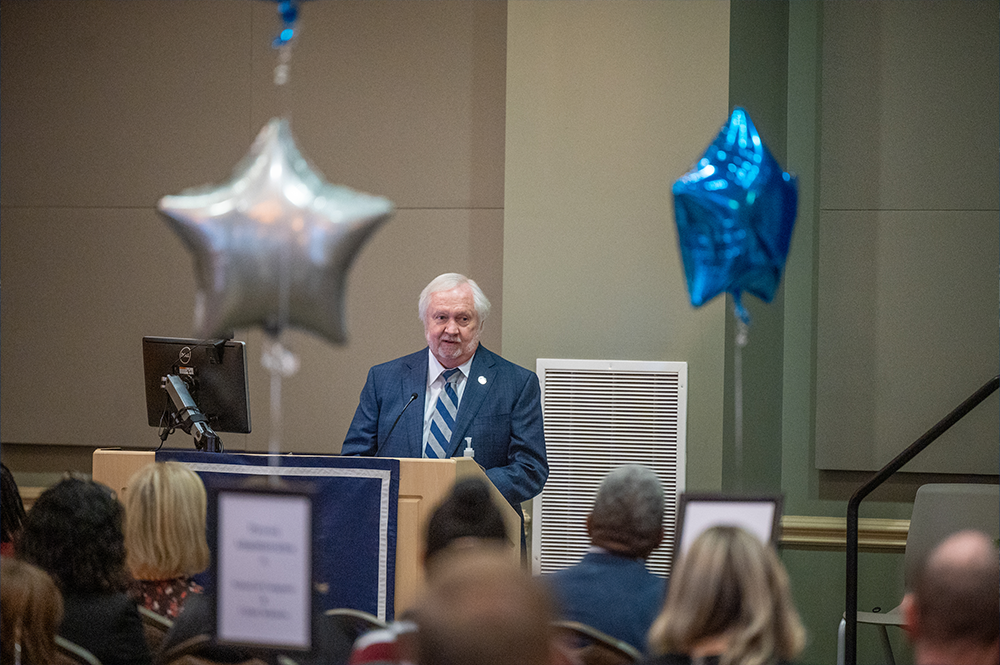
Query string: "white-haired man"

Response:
xmin=342 ymin=273 xmax=548 ymax=541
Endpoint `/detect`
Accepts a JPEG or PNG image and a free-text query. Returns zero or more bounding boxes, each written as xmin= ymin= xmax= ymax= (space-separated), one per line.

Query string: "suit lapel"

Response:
xmin=447 ymin=347 xmax=496 ymax=457
xmin=400 ymin=350 xmax=428 ymax=457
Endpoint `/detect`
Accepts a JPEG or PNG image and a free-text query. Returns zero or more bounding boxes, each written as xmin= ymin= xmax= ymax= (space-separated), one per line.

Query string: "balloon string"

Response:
xmin=262 ymin=335 xmax=300 ymax=476
xmin=269 ymin=350 xmax=283 ymax=477
xmin=733 ymin=307 xmax=749 ymax=492
xmin=274 ymin=44 xmax=293 ymax=87
xmin=273 ymin=0 xmax=297 ymax=120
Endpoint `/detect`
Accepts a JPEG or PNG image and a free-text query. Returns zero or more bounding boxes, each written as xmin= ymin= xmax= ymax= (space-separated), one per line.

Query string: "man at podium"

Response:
xmin=341 ymin=273 xmax=548 ymax=526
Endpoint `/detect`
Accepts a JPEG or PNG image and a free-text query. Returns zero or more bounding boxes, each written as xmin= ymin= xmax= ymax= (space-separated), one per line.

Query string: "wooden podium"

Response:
xmin=92 ymin=449 xmax=520 ymax=615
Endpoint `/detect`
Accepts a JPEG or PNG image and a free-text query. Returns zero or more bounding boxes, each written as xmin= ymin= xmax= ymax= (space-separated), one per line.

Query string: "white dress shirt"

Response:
xmin=422 ymin=350 xmax=476 ymax=451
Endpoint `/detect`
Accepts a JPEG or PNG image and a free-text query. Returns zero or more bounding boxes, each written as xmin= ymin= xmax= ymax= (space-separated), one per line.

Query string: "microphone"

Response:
xmin=377 ymin=392 xmax=419 ymax=456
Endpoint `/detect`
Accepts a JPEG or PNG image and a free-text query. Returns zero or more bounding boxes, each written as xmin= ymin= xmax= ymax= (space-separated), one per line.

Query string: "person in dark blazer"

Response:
xmin=341 ymin=273 xmax=548 ymax=520
xmin=547 ymin=465 xmax=667 ymax=653
xmin=17 ymin=475 xmax=153 ymax=665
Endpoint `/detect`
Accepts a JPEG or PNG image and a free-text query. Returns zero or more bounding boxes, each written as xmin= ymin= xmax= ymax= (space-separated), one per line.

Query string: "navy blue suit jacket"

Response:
xmin=548 ymin=550 xmax=667 ymax=653
xmin=341 ymin=346 xmax=548 ymax=511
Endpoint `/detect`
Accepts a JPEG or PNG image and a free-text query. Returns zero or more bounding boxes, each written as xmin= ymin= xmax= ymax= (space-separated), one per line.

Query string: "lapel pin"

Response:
xmin=478 ymin=375 xmax=487 ymax=385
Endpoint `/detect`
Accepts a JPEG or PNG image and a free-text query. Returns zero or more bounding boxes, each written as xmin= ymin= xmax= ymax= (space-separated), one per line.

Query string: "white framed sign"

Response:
xmin=673 ymin=493 xmax=783 ymax=562
xmin=212 ymin=481 xmax=315 ymax=653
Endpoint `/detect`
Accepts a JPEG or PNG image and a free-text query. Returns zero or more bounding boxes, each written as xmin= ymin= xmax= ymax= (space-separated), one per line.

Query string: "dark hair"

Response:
xmin=2 ymin=462 xmax=27 ymax=544
xmin=17 ymin=476 xmax=130 ymax=594
xmin=425 ymin=479 xmax=508 ymax=563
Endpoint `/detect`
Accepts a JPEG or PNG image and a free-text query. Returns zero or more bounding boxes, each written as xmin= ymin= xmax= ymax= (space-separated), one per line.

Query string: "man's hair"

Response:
xmin=588 ymin=464 xmax=664 ymax=558
xmin=414 ymin=546 xmax=553 ymax=665
xmin=424 ymin=478 xmax=509 ymax=564
xmin=124 ymin=462 xmax=210 ymax=580
xmin=1 ymin=462 xmax=26 ymax=544
xmin=17 ymin=475 xmax=131 ymax=594
xmin=911 ymin=530 xmax=1000 ymax=648
xmin=648 ymin=525 xmax=806 ymax=665
xmin=1 ymin=558 xmax=63 ymax=665
xmin=418 ymin=273 xmax=491 ymax=325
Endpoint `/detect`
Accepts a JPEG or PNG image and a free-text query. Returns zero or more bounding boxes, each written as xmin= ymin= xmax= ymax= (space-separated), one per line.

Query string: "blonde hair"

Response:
xmin=1 ymin=558 xmax=63 ymax=665
xmin=648 ymin=526 xmax=805 ymax=665
xmin=125 ymin=462 xmax=209 ymax=580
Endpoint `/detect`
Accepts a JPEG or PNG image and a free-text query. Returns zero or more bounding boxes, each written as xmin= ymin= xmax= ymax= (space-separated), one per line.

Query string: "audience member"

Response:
xmin=350 ymin=477 xmax=511 ymax=665
xmin=644 ymin=525 xmax=805 ymax=665
xmin=901 ymin=529 xmax=999 ymax=665
xmin=547 ymin=464 xmax=666 ymax=652
xmin=125 ymin=461 xmax=209 ymax=618
xmin=424 ymin=477 xmax=511 ymax=564
xmin=412 ymin=546 xmax=554 ymax=665
xmin=1 ymin=558 xmax=64 ymax=665
xmin=1 ymin=462 xmax=27 ymax=558
xmin=17 ymin=475 xmax=153 ymax=665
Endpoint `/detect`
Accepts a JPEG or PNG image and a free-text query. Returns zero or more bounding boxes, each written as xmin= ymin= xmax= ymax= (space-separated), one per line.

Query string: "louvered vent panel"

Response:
xmin=533 ymin=359 xmax=687 ymax=579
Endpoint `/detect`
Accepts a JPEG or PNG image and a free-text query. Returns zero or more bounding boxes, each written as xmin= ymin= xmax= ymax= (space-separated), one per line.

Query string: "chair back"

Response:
xmin=551 ymin=620 xmax=642 ymax=665
xmin=54 ymin=635 xmax=103 ymax=665
xmin=139 ymin=605 xmax=174 ymax=655
xmin=324 ymin=607 xmax=389 ymax=641
xmin=156 ymin=633 xmax=212 ymax=665
xmin=903 ymin=483 xmax=1000 ymax=588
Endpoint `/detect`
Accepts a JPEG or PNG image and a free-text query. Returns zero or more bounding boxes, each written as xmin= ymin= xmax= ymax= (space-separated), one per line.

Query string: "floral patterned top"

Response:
xmin=134 ymin=576 xmax=203 ymax=619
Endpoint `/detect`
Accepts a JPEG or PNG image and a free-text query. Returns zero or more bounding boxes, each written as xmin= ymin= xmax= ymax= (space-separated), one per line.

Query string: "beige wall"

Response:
xmin=1 ymin=0 xmax=507 ymax=455
xmin=4 ymin=3 xmax=998 ymax=663
xmin=503 ymin=1 xmax=732 ymax=491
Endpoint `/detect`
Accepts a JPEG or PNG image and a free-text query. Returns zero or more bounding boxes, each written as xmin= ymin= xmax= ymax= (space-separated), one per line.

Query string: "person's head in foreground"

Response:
xmin=0 ymin=557 xmax=63 ymax=665
xmin=424 ymin=477 xmax=510 ymax=569
xmin=413 ymin=546 xmax=554 ymax=665
xmin=17 ymin=475 xmax=130 ymax=595
xmin=901 ymin=529 xmax=999 ymax=665
xmin=124 ymin=461 xmax=210 ymax=581
xmin=647 ymin=525 xmax=805 ymax=665
xmin=588 ymin=464 xmax=664 ymax=559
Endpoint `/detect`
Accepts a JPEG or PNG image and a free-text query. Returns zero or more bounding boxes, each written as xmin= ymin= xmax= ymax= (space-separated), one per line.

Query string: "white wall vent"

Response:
xmin=532 ymin=359 xmax=687 ymax=579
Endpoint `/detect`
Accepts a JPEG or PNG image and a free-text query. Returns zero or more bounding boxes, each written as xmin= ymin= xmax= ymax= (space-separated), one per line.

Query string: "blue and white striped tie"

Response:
xmin=425 ymin=368 xmax=460 ymax=459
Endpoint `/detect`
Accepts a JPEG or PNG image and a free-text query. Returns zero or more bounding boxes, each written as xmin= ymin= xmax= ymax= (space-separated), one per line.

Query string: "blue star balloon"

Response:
xmin=672 ymin=108 xmax=797 ymax=322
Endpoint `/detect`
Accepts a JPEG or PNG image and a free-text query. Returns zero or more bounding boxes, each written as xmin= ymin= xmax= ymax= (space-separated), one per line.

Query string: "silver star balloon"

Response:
xmin=158 ymin=117 xmax=394 ymax=345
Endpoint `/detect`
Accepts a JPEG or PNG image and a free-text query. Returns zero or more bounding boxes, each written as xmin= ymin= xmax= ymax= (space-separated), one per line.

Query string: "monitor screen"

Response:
xmin=142 ymin=336 xmax=251 ymax=435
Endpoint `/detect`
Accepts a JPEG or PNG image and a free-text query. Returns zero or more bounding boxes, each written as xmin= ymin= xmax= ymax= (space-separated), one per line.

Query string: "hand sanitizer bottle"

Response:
xmin=463 ymin=437 xmax=475 ymax=459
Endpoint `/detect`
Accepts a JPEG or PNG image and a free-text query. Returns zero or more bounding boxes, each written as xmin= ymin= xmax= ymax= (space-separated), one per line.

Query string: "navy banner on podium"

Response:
xmin=157 ymin=451 xmax=399 ymax=620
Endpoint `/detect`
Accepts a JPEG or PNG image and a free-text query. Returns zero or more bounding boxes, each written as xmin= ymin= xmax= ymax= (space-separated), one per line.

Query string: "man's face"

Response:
xmin=424 ymin=284 xmax=481 ymax=368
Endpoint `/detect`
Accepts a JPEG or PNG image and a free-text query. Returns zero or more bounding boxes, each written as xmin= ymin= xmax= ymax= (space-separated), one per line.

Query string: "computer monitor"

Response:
xmin=142 ymin=336 xmax=252 ymax=438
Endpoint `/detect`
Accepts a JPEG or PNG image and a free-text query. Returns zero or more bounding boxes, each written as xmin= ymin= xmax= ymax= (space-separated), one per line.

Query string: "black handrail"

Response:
xmin=843 ymin=375 xmax=999 ymax=665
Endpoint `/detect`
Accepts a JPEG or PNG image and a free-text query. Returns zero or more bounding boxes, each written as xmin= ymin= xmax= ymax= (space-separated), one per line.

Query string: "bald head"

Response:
xmin=907 ymin=530 xmax=999 ymax=655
